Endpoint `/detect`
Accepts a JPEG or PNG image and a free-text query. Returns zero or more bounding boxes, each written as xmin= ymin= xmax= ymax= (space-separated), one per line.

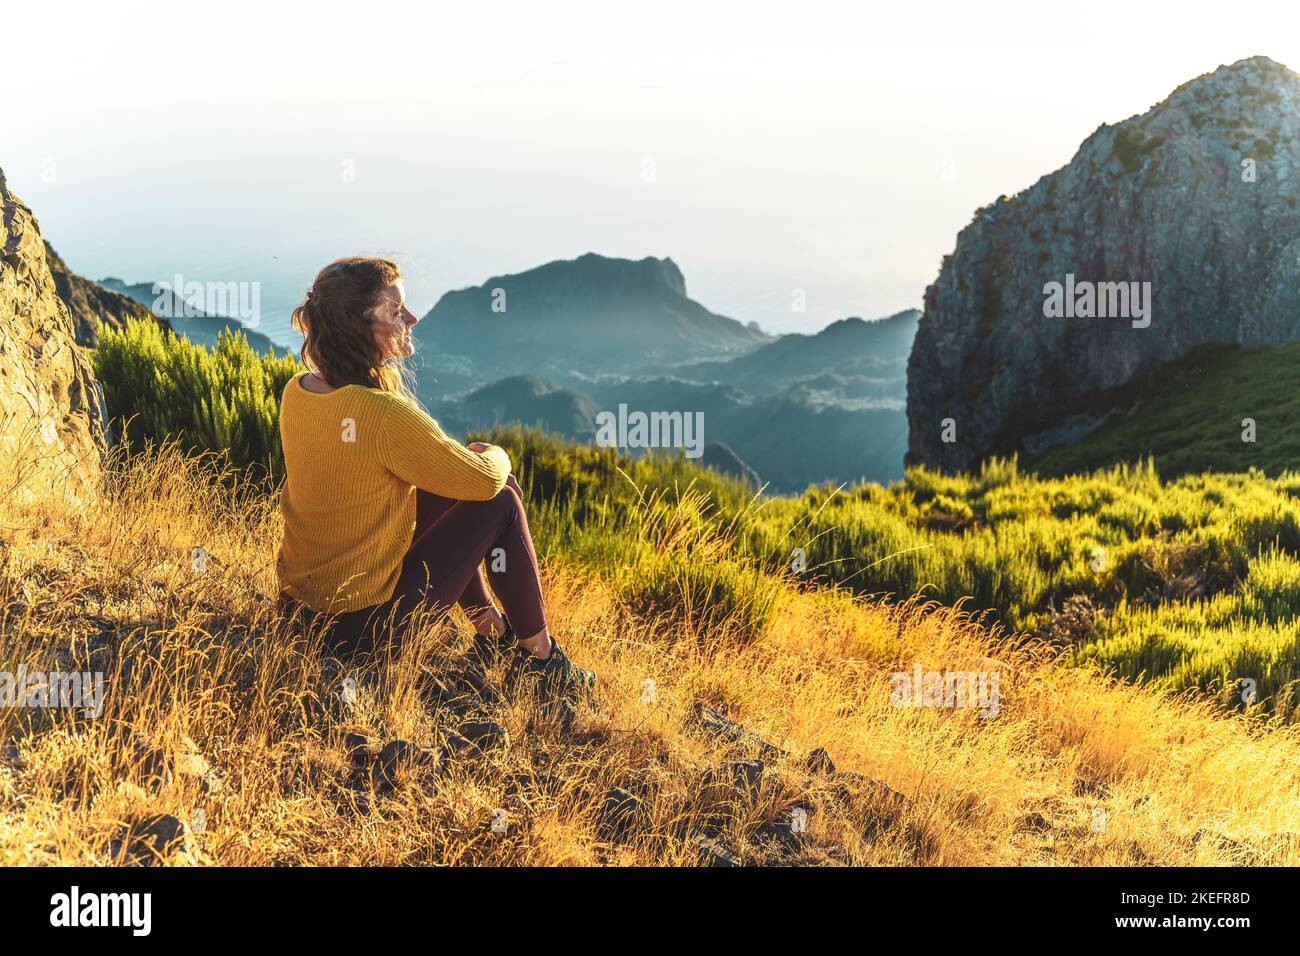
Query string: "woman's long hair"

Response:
xmin=291 ymin=257 xmax=411 ymax=395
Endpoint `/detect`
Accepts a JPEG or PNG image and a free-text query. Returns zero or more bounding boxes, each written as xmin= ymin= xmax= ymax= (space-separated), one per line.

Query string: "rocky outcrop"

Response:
xmin=907 ymin=56 xmax=1300 ymax=471
xmin=0 ymin=169 xmax=103 ymax=494
xmin=43 ymin=242 xmax=156 ymax=348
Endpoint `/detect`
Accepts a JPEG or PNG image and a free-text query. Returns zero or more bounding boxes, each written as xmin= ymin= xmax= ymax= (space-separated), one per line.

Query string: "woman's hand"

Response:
xmin=472 ymin=605 xmax=508 ymax=639
xmin=467 ymin=441 xmax=515 ymax=487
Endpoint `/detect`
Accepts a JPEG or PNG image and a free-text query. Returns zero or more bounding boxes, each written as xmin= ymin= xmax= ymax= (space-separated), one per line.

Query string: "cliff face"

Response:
xmin=0 ymin=170 xmax=103 ymax=494
xmin=43 ymin=241 xmax=156 ymax=347
xmin=907 ymin=56 xmax=1300 ymax=471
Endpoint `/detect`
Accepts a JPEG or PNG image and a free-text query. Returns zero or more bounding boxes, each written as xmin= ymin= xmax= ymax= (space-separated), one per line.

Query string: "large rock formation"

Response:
xmin=44 ymin=241 xmax=156 ymax=347
xmin=907 ymin=56 xmax=1300 ymax=472
xmin=0 ymin=169 xmax=103 ymax=495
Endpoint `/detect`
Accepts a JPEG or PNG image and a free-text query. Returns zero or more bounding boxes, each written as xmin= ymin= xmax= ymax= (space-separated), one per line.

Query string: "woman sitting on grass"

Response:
xmin=274 ymin=256 xmax=593 ymax=695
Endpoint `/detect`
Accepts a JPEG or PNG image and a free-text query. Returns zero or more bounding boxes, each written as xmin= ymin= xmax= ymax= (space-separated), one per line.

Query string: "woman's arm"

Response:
xmin=378 ymin=396 xmax=511 ymax=500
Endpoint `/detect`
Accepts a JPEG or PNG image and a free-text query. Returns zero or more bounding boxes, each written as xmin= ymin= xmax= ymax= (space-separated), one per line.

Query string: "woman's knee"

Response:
xmin=486 ymin=482 xmax=524 ymax=524
xmin=497 ymin=478 xmax=525 ymax=510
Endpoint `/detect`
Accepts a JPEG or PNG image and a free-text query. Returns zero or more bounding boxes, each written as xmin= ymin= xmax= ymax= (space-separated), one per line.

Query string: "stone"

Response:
xmin=685 ymin=703 xmax=786 ymax=759
xmin=701 ymin=759 xmax=765 ymax=805
xmin=830 ymin=770 xmax=912 ymax=840
xmin=720 ymin=759 xmax=764 ymax=794
xmin=1020 ymin=812 xmax=1052 ymax=832
xmin=597 ymin=787 xmax=643 ymax=842
xmin=111 ymin=813 xmax=191 ymax=865
xmin=440 ymin=730 xmax=475 ymax=756
xmin=803 ymin=747 xmax=836 ymax=775
xmin=372 ymin=739 xmax=438 ymax=791
xmin=176 ymin=735 xmax=224 ymax=794
xmin=530 ymin=696 xmax=579 ymax=736
xmin=1191 ymin=828 xmax=1245 ymax=854
xmin=460 ymin=670 xmax=500 ymax=706
xmin=458 ymin=720 xmax=507 ymax=752
xmin=692 ymin=836 xmax=741 ymax=867
xmin=343 ymin=732 xmax=378 ymax=767
xmin=757 ymin=802 xmax=815 ymax=850
xmin=421 ymin=675 xmax=480 ymax=718
xmin=102 ymin=723 xmax=170 ymax=792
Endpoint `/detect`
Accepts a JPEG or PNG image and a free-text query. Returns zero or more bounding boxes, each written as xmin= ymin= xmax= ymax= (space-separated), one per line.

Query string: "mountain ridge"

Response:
xmin=415 ymin=252 xmax=772 ymax=393
xmin=100 ymin=276 xmax=278 ymax=353
xmin=432 ymin=305 xmax=917 ymax=490
xmin=42 ymin=243 xmax=158 ymax=348
xmin=680 ymin=309 xmax=917 ymax=396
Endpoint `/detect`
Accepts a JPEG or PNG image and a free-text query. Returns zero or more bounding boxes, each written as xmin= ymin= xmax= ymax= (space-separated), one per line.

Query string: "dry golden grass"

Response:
xmin=2 ymin=445 xmax=1299 ymax=866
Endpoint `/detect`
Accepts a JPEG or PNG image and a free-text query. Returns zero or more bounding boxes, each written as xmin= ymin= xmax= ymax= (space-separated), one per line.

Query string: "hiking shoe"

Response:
xmin=510 ymin=638 xmax=596 ymax=699
xmin=467 ymin=623 xmax=517 ymax=673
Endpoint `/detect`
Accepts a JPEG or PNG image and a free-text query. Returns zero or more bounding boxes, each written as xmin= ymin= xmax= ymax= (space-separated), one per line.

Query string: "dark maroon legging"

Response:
xmin=312 ymin=475 xmax=547 ymax=657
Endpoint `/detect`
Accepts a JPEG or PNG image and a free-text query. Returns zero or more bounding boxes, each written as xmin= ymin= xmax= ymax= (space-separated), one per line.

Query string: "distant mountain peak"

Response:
xmin=416 ymin=252 xmax=770 ymax=390
xmin=494 ymin=252 xmax=691 ymax=300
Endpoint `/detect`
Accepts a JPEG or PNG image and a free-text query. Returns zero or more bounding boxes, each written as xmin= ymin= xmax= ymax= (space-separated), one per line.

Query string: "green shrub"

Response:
xmin=94 ymin=318 xmax=300 ymax=481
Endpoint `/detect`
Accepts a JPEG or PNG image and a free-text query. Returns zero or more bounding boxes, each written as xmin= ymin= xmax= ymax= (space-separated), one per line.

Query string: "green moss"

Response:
xmin=1113 ymin=125 xmax=1165 ymax=172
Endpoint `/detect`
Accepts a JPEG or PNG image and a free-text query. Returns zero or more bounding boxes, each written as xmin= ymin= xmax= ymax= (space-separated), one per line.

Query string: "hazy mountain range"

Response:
xmin=27 ymin=55 xmax=1300 ymax=492
xmin=415 ymin=253 xmax=918 ymax=489
xmin=98 ymin=276 xmax=277 ymax=354
xmin=46 ymin=241 xmax=919 ymax=490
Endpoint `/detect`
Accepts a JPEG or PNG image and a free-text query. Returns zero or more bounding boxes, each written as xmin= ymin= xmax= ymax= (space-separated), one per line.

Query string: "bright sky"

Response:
xmin=3 ymin=0 xmax=1297 ymax=342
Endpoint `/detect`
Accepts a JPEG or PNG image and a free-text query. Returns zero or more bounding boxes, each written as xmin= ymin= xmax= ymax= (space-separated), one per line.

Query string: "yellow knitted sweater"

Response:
xmin=276 ymin=372 xmax=511 ymax=613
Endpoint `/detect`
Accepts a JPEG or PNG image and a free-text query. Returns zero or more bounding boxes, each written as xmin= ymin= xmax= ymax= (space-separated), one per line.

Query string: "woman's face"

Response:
xmin=371 ymin=279 xmax=418 ymax=360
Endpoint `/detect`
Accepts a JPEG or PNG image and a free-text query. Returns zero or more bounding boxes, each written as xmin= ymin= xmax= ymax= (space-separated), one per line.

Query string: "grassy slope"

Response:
xmin=3 ymin=446 xmax=1300 ymax=865
xmin=90 ymin=322 xmax=1300 ymax=717
xmin=482 ymin=428 xmax=1300 ymax=719
xmin=1029 ymin=341 xmax=1300 ymax=478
